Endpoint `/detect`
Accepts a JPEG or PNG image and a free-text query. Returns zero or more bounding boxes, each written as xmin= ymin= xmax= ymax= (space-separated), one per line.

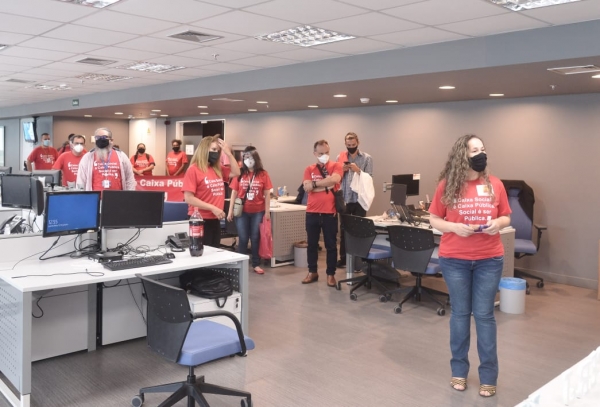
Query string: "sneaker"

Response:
xmin=253 ymin=266 xmax=265 ymax=274
xmin=336 ymin=260 xmax=346 ymax=269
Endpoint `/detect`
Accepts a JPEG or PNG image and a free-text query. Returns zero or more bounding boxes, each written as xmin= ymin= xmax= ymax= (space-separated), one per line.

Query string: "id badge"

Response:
xmin=102 ymin=179 xmax=111 ymax=189
xmin=247 ymin=192 xmax=255 ymax=201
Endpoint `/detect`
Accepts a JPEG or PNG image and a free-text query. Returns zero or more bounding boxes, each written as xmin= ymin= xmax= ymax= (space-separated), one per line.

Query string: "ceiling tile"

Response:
xmin=244 ymin=0 xmax=367 ymax=24
xmin=73 ymin=11 xmax=180 ymax=36
xmin=23 ymin=67 xmax=81 ymax=77
xmin=318 ymin=12 xmax=423 ymax=37
xmin=116 ymin=37 xmax=201 ymax=54
xmin=0 ymin=13 xmax=64 ymax=36
xmin=216 ymin=37 xmax=298 ymax=54
xmin=439 ymin=12 xmax=549 ymax=37
xmin=383 ymin=0 xmax=508 ymax=26
xmin=0 ymin=55 xmax=50 ymax=68
xmin=0 ymin=31 xmax=33 ymax=45
xmin=522 ymin=1 xmax=600 ymax=25
xmin=316 ymin=38 xmax=397 ymax=55
xmin=177 ymin=46 xmax=256 ymax=62
xmin=198 ymin=0 xmax=271 ymax=8
xmin=269 ymin=47 xmax=345 ymax=61
xmin=42 ymin=25 xmax=138 ymax=46
xmin=18 ymin=37 xmax=105 ymax=53
xmin=151 ymin=25 xmax=245 ymax=46
xmin=192 ymin=11 xmax=295 ymax=36
xmin=370 ymin=27 xmax=467 ymax=47
xmin=40 ymin=62 xmax=108 ymax=73
xmin=337 ymin=0 xmax=430 ymax=11
xmin=87 ymin=47 xmax=165 ymax=61
xmin=162 ymin=67 xmax=224 ymax=78
xmin=0 ymin=0 xmax=97 ymax=22
xmin=198 ymin=62 xmax=258 ymax=73
xmin=111 ymin=0 xmax=231 ymax=24
xmin=232 ymin=55 xmax=297 ymax=67
xmin=146 ymin=55 xmax=218 ymax=68
xmin=1 ymin=46 xmax=75 ymax=62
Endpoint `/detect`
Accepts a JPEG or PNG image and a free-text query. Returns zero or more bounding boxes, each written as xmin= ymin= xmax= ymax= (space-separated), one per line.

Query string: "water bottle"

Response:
xmin=283 ymin=185 xmax=288 ymax=196
xmin=188 ymin=207 xmax=204 ymax=257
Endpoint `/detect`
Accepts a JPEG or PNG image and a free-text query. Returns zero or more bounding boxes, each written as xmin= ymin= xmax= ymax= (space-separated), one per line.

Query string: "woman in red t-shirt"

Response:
xmin=130 ymin=143 xmax=155 ymax=176
xmin=429 ymin=135 xmax=511 ymax=398
xmin=182 ymin=136 xmax=239 ymax=248
xmin=227 ymin=147 xmax=273 ymax=274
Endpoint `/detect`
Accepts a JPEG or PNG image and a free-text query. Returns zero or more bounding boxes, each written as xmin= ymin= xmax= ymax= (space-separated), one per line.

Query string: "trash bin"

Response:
xmin=294 ymin=241 xmax=308 ymax=268
xmin=499 ymin=277 xmax=526 ymax=314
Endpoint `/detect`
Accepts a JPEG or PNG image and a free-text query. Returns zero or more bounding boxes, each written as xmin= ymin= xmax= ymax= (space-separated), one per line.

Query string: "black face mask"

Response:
xmin=95 ymin=138 xmax=110 ymax=149
xmin=137 ymin=148 xmax=145 ymax=154
xmin=172 ymin=146 xmax=180 ymax=152
xmin=347 ymin=146 xmax=358 ymax=154
xmin=208 ymin=151 xmax=220 ymax=165
xmin=469 ymin=152 xmax=487 ymax=172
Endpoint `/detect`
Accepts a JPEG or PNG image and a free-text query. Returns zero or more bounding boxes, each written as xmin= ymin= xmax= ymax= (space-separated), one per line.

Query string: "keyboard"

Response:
xmin=102 ymin=255 xmax=173 ymax=271
xmin=410 ymin=209 xmax=430 ymax=217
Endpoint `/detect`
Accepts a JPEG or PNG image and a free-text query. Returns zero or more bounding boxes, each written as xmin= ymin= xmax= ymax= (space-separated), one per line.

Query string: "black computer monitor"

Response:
xmin=390 ymin=183 xmax=407 ymax=206
xmin=392 ymin=174 xmax=420 ymax=196
xmin=1 ymin=174 xmax=32 ymax=209
xmin=100 ymin=191 xmax=164 ymax=229
xmin=0 ymin=166 xmax=11 ymax=176
xmin=30 ymin=178 xmax=45 ymax=216
xmin=43 ymin=191 xmax=101 ymax=238
xmin=32 ymin=169 xmax=61 ymax=187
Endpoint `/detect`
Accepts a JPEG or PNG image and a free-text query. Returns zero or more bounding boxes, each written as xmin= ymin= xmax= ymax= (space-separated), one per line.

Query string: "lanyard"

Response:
xmin=100 ymin=149 xmax=113 ymax=173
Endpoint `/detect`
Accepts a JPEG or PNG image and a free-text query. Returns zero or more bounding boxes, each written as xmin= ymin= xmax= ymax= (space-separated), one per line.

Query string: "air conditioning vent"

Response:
xmin=168 ymin=30 xmax=222 ymax=43
xmin=5 ymin=78 xmax=35 ymax=84
xmin=547 ymin=65 xmax=600 ymax=75
xmin=76 ymin=57 xmax=117 ymax=66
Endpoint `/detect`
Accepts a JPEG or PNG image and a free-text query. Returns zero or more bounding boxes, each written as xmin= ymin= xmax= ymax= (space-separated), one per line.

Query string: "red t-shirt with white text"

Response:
xmin=166 ymin=151 xmax=188 ymax=176
xmin=303 ymin=161 xmax=343 ymax=214
xmin=52 ymin=150 xmax=87 ymax=186
xmin=91 ymin=151 xmax=123 ymax=191
xmin=428 ymin=176 xmax=511 ymax=260
xmin=131 ymin=153 xmax=155 ymax=176
xmin=181 ymin=165 xmax=226 ymax=218
xmin=229 ymin=171 xmax=273 ymax=213
xmin=28 ymin=146 xmax=59 ymax=170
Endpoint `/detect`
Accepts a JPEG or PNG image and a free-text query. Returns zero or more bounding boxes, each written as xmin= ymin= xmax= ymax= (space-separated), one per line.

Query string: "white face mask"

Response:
xmin=318 ymin=154 xmax=329 ymax=164
xmin=244 ymin=158 xmax=255 ymax=168
xmin=72 ymin=144 xmax=84 ymax=154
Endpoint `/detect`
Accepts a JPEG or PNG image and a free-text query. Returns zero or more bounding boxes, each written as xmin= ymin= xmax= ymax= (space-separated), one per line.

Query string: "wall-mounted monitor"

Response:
xmin=43 ymin=191 xmax=101 ymax=238
xmin=100 ymin=191 xmax=164 ymax=229
xmin=392 ymin=174 xmax=420 ymax=197
xmin=0 ymin=174 xmax=32 ymax=209
xmin=32 ymin=169 xmax=62 ymax=187
xmin=23 ymin=121 xmax=37 ymax=144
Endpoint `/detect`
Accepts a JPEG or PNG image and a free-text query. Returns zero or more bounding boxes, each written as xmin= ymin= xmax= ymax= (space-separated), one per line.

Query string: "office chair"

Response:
xmin=504 ymin=182 xmax=547 ymax=294
xmin=383 ymin=225 xmax=447 ymax=316
xmin=163 ymin=201 xmax=189 ymax=222
xmin=221 ymin=200 xmax=238 ymax=251
xmin=335 ymin=215 xmax=397 ymax=301
xmin=132 ymin=275 xmax=254 ymax=407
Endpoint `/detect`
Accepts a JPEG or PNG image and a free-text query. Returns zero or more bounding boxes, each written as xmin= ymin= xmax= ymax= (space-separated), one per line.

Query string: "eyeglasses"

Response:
xmin=73 ymin=142 xmax=85 ymax=146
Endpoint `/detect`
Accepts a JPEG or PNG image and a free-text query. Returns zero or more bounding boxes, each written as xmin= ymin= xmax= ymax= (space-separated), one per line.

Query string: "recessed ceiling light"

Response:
xmin=116 ymin=61 xmax=185 ymax=73
xmin=255 ymin=25 xmax=355 ymax=48
xmin=150 ymin=113 xmax=157 ymax=116
xmin=114 ymin=112 xmax=123 ymax=115
xmin=75 ymin=73 xmax=132 ymax=82
xmin=160 ymin=114 xmax=168 ymax=117
xmin=386 ymin=100 xmax=398 ymax=103
xmin=84 ymin=115 xmax=92 ymax=117
xmin=256 ymin=101 xmax=268 ymax=104
xmin=151 ymin=109 xmax=161 ymax=112
xmin=0 ymin=44 xmax=9 ymax=51
xmin=198 ymin=106 xmax=208 ymax=108
xmin=200 ymin=112 xmax=209 ymax=115
xmin=439 ymin=86 xmax=455 ymax=90
xmin=489 ymin=93 xmax=504 ymax=97
xmin=55 ymin=0 xmax=124 ymax=9
xmin=30 ymin=83 xmax=72 ymax=90
xmin=488 ymin=0 xmax=582 ymax=11
xmin=308 ymin=105 xmax=318 ymax=108
xmin=593 ymin=74 xmax=600 ymax=79
xmin=548 ymin=65 xmax=600 ymax=75
xmin=333 ymin=94 xmax=347 ymax=98
xmin=248 ymin=109 xmax=257 ymax=112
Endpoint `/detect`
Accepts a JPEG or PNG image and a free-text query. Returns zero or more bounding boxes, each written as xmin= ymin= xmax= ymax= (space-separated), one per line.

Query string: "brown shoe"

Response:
xmin=301 ymin=272 xmax=319 ymax=284
xmin=327 ymin=275 xmax=336 ymax=287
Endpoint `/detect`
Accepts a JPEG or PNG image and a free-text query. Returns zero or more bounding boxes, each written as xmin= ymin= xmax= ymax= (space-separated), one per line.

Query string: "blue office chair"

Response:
xmin=163 ymin=201 xmax=189 ymax=222
xmin=504 ymin=182 xmax=547 ymax=294
xmin=132 ymin=275 xmax=255 ymax=407
xmin=335 ymin=215 xmax=396 ymax=301
xmin=383 ymin=225 xmax=448 ymax=316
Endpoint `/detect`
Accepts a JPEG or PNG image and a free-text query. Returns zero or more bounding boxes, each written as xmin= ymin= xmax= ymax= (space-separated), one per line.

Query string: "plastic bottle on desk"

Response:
xmin=283 ymin=186 xmax=288 ymax=196
xmin=188 ymin=208 xmax=204 ymax=257
xmin=4 ymin=224 xmax=10 ymax=235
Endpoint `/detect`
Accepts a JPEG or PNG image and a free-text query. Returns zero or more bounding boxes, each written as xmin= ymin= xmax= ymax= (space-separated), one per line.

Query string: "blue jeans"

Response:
xmin=439 ymin=256 xmax=504 ymax=386
xmin=234 ymin=211 xmax=264 ymax=268
xmin=305 ymin=213 xmax=338 ymax=275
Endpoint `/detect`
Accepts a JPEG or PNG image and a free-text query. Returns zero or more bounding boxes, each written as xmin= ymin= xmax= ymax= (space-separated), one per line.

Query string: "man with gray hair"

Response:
xmin=76 ymin=128 xmax=136 ymax=191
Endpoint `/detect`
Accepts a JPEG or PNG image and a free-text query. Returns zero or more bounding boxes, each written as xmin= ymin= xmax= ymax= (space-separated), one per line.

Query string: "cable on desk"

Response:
xmin=109 ymin=229 xmax=142 ymax=255
xmin=10 ymin=236 xmax=76 ymax=270
xmin=32 ymin=290 xmax=52 ymax=319
xmin=12 ymin=269 xmax=105 ymax=279
xmin=102 ymin=280 xmax=122 ymax=288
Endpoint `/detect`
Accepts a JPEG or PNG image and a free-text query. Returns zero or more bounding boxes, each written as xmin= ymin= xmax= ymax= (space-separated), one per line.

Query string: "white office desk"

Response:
xmin=0 ymin=243 xmax=248 ymax=407
xmin=270 ymin=202 xmax=307 ymax=267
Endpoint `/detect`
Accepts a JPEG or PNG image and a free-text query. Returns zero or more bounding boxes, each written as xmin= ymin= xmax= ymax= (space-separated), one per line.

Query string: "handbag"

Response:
xmin=180 ymin=270 xmax=233 ymax=308
xmin=233 ymin=173 xmax=256 ymax=217
xmin=258 ymin=216 xmax=273 ymax=259
xmin=316 ymin=164 xmax=346 ymax=213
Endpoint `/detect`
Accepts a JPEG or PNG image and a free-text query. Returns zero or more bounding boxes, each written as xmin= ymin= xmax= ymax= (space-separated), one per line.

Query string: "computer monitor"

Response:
xmin=392 ymin=174 xmax=420 ymax=196
xmin=32 ymin=169 xmax=61 ymax=187
xmin=30 ymin=178 xmax=45 ymax=216
xmin=0 ymin=166 xmax=11 ymax=176
xmin=100 ymin=191 xmax=164 ymax=229
xmin=43 ymin=191 xmax=101 ymax=238
xmin=0 ymin=174 xmax=32 ymax=209
xmin=390 ymin=183 xmax=407 ymax=206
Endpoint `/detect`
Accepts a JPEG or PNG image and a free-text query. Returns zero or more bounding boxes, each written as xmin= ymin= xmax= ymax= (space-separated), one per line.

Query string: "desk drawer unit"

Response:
xmin=187 ymin=292 xmax=241 ymax=330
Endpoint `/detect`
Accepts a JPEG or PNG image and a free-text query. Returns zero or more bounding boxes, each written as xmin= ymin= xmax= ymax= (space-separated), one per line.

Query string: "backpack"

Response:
xmin=179 ymin=270 xmax=233 ymax=308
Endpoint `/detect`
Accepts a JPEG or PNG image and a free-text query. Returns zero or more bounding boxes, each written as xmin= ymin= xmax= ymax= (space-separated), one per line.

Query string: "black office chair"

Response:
xmin=383 ymin=225 xmax=448 ymax=316
xmin=163 ymin=201 xmax=189 ymax=222
xmin=335 ymin=215 xmax=397 ymax=301
xmin=132 ymin=275 xmax=254 ymax=407
xmin=221 ymin=200 xmax=238 ymax=251
xmin=502 ymin=180 xmax=547 ymax=294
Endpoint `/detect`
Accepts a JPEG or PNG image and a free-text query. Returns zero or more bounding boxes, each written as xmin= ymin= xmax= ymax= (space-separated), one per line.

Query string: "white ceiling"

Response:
xmin=0 ymin=0 xmax=599 ymax=112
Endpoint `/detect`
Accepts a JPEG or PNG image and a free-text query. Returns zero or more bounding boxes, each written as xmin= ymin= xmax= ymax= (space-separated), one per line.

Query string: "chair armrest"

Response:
xmin=534 ymin=224 xmax=547 ymax=231
xmin=533 ymin=224 xmax=546 ymax=252
xmin=190 ymin=310 xmax=248 ymax=356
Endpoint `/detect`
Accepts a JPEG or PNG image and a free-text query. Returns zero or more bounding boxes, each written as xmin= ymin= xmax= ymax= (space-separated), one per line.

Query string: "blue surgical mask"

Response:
xmin=43 ymin=140 xmax=50 ymax=147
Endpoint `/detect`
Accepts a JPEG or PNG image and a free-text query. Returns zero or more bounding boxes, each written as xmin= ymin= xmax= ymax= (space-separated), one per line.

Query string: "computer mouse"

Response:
xmin=165 ymin=252 xmax=176 ymax=259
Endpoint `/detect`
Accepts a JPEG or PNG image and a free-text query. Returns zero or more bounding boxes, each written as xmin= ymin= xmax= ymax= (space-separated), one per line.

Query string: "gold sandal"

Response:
xmin=450 ymin=377 xmax=467 ymax=391
xmin=479 ymin=384 xmax=496 ymax=397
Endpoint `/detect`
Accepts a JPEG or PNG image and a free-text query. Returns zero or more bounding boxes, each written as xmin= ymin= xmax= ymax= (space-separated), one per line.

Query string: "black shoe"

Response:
xmin=336 ymin=260 xmax=346 ymax=269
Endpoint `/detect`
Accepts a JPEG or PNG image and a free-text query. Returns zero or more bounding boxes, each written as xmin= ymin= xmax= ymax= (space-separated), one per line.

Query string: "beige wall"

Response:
xmin=52 ymin=117 xmax=131 ymax=156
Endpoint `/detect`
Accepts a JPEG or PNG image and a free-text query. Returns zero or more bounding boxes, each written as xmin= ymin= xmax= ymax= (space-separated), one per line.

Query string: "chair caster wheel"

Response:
xmin=241 ymin=398 xmax=253 ymax=407
xmin=393 ymin=305 xmax=402 ymax=314
xmin=131 ymin=394 xmax=144 ymax=407
xmin=526 ymin=288 xmax=531 ymax=295
xmin=349 ymin=293 xmax=358 ymax=301
xmin=537 ymin=281 xmax=544 ymax=288
xmin=437 ymin=308 xmax=446 ymax=316
xmin=379 ymin=295 xmax=389 ymax=303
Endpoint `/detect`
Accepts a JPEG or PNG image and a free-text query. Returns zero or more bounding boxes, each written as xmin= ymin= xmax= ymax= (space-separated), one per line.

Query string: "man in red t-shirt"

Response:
xmin=301 ymin=139 xmax=343 ymax=287
xmin=27 ymin=133 xmax=59 ymax=170
xmin=52 ymin=135 xmax=87 ymax=187
xmin=166 ymin=139 xmax=188 ymax=176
